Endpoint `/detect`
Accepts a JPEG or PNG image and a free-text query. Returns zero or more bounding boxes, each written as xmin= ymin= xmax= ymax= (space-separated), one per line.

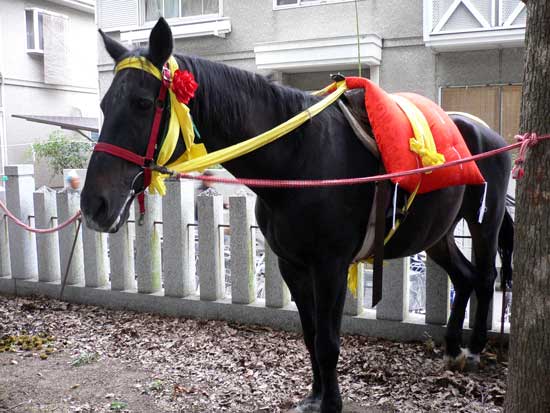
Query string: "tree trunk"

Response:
xmin=504 ymin=1 xmax=550 ymax=412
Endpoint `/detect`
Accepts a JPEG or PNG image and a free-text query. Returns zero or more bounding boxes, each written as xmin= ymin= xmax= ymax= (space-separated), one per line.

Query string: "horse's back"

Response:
xmin=449 ymin=114 xmax=512 ymax=225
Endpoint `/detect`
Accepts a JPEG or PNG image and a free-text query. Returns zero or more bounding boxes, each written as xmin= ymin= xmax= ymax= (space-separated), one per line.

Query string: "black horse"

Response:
xmin=81 ymin=19 xmax=513 ymax=412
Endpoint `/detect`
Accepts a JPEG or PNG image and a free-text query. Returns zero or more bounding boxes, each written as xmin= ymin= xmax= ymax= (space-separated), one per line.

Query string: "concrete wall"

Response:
xmin=97 ymin=0 xmax=524 ymax=102
xmin=0 ymin=0 xmax=98 ymax=184
xmin=97 ymin=0 xmax=426 ymax=95
xmin=436 ymin=48 xmax=525 ymax=88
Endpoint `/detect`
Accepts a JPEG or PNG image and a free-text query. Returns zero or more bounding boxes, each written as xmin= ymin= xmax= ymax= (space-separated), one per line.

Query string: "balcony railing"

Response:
xmin=423 ymin=0 xmax=526 ymax=51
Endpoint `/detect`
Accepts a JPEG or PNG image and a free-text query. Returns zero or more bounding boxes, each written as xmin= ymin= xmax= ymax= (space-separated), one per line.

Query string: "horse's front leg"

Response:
xmin=278 ymin=258 xmax=322 ymax=411
xmin=311 ymin=259 xmax=348 ymax=413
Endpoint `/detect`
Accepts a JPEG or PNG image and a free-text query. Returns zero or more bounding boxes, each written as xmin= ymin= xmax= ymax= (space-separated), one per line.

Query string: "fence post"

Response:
xmin=57 ymin=189 xmax=84 ymax=285
xmin=0 ymin=191 xmax=11 ymax=278
xmin=198 ymin=189 xmax=225 ymax=301
xmin=344 ymin=262 xmax=364 ymax=316
xmin=230 ymin=193 xmax=256 ymax=304
xmin=135 ymin=193 xmax=162 ymax=294
xmin=162 ymin=179 xmax=195 ymax=297
xmin=376 ymin=257 xmax=409 ymax=321
xmin=82 ymin=226 xmax=108 ymax=288
xmin=5 ymin=165 xmax=38 ymax=279
xmin=425 ymin=257 xmax=449 ymax=325
xmin=264 ymin=242 xmax=290 ymax=308
xmin=109 ymin=214 xmax=135 ymax=291
xmin=34 ymin=187 xmax=61 ymax=282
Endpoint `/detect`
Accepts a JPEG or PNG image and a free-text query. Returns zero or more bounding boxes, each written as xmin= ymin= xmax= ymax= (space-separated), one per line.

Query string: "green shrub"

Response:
xmin=31 ymin=131 xmax=92 ymax=175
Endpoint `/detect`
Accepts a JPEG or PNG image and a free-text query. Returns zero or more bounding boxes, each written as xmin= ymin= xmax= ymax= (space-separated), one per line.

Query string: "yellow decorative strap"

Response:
xmin=165 ymin=80 xmax=349 ymax=174
xmin=114 ymin=56 xmax=348 ymax=193
xmin=115 ymin=56 xmax=207 ymax=196
xmin=390 ymin=94 xmax=445 ymax=172
xmin=347 ymin=179 xmax=421 ymax=298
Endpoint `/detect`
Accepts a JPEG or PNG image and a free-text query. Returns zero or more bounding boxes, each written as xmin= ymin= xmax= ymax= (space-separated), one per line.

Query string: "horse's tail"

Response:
xmin=498 ymin=208 xmax=514 ymax=289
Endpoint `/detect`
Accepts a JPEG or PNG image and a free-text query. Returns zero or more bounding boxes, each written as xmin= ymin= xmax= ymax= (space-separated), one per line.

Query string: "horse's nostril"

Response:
xmin=81 ymin=191 xmax=110 ymax=224
xmin=94 ymin=196 xmax=109 ymax=220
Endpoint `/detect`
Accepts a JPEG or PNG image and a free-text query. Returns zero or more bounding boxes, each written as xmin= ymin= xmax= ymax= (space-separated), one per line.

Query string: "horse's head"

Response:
xmin=81 ymin=18 xmax=175 ymax=232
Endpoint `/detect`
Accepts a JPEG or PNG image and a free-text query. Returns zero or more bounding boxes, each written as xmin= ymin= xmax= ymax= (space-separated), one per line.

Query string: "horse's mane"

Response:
xmin=174 ymin=53 xmax=321 ymax=136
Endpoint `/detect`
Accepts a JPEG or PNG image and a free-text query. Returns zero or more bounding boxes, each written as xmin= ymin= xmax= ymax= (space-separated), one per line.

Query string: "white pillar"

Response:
xmin=135 ymin=193 xmax=162 ymax=294
xmin=34 ymin=187 xmax=61 ymax=282
xmin=5 ymin=165 xmax=37 ymax=279
xmin=57 ymin=189 xmax=84 ymax=285
xmin=264 ymin=243 xmax=290 ymax=308
xmin=344 ymin=263 xmax=365 ymax=316
xmin=229 ymin=193 xmax=256 ymax=304
xmin=376 ymin=257 xmax=409 ymax=321
xmin=425 ymin=257 xmax=450 ymax=325
xmin=198 ymin=189 xmax=225 ymax=301
xmin=82 ymin=227 xmax=108 ymax=288
xmin=0 ymin=187 xmax=11 ymax=277
xmin=369 ymin=65 xmax=380 ymax=84
xmin=162 ymin=179 xmax=195 ymax=297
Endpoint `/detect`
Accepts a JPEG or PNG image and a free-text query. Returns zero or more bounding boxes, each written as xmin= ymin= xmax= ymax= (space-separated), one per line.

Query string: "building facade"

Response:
xmin=97 ymin=0 xmax=526 ymax=144
xmin=0 ymin=0 xmax=98 ymax=186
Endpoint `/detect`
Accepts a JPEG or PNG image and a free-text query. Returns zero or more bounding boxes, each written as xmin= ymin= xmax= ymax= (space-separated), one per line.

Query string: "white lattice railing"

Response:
xmin=423 ymin=0 xmax=526 ymax=51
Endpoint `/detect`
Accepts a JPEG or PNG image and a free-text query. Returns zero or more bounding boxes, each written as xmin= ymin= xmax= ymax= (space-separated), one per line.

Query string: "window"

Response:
xmin=441 ymin=84 xmax=522 ymax=145
xmin=274 ymin=0 xmax=355 ymax=9
xmin=144 ymin=0 xmax=221 ymax=22
xmin=26 ymin=9 xmax=45 ymax=53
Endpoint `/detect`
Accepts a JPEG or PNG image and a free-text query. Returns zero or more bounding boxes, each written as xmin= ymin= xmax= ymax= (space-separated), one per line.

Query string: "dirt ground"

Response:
xmin=0 ymin=295 xmax=507 ymax=412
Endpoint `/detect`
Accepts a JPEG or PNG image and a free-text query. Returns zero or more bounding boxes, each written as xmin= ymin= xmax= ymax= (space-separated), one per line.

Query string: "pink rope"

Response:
xmin=0 ymin=199 xmax=81 ymax=234
xmin=179 ymin=133 xmax=549 ymax=188
xmin=512 ymin=133 xmax=540 ymax=179
xmin=0 ymin=133 xmax=547 ymax=234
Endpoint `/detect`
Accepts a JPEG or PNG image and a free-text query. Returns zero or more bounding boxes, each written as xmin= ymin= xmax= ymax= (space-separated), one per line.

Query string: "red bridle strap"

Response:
xmin=93 ymin=142 xmax=147 ymax=167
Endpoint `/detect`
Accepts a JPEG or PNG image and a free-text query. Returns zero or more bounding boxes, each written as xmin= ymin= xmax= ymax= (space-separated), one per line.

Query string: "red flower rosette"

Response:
xmin=171 ymin=70 xmax=198 ymax=104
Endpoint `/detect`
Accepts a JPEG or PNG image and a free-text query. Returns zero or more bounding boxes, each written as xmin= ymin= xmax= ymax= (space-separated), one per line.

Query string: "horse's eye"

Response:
xmin=133 ymin=97 xmax=153 ymax=111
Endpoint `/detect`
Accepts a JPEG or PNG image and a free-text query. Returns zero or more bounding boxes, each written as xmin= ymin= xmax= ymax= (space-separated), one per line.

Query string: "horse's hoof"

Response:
xmin=444 ymin=348 xmax=481 ymax=371
xmin=463 ymin=348 xmax=481 ymax=371
xmin=444 ymin=348 xmax=467 ymax=371
xmin=294 ymin=396 xmax=322 ymax=412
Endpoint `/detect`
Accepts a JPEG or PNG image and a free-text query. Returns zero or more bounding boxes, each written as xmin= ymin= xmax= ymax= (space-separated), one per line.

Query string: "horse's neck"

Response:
xmin=184 ymin=57 xmax=302 ymax=184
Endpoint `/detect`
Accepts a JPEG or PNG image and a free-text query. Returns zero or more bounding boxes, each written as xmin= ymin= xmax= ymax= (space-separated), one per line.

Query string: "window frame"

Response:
xmin=25 ymin=8 xmax=67 ymax=55
xmin=25 ymin=8 xmax=44 ymax=54
xmin=140 ymin=0 xmax=224 ymax=25
xmin=273 ymin=0 xmax=357 ymax=10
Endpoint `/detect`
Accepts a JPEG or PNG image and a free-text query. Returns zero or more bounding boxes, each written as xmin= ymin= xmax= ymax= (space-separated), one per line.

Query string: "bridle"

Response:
xmin=92 ymin=56 xmax=203 ymax=221
xmin=94 ymin=64 xmax=171 ymax=217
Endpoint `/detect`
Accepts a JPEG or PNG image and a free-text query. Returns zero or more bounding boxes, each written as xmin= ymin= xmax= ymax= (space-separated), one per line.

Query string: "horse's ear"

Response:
xmin=148 ymin=17 xmax=173 ymax=67
xmin=98 ymin=29 xmax=128 ymax=61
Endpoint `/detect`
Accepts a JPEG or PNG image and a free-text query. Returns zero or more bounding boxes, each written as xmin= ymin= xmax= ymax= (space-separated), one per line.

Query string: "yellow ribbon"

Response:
xmin=115 ymin=56 xmax=207 ymax=196
xmin=390 ymin=94 xmax=445 ymax=172
xmin=114 ymin=56 xmax=349 ymax=194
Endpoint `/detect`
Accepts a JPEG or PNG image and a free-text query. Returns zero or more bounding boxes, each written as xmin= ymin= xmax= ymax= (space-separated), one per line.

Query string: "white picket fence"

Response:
xmin=0 ymin=165 xmax=509 ymax=342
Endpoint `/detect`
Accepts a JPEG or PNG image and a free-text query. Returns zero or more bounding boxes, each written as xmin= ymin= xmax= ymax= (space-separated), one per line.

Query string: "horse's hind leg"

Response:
xmin=426 ymin=232 xmax=476 ymax=366
xmin=465 ymin=214 xmax=502 ymax=361
xmin=277 ymin=257 xmax=322 ymax=412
